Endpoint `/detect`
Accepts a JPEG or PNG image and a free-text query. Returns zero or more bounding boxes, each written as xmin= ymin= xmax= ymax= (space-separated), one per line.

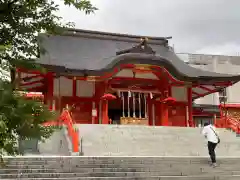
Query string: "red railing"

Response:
xmin=58 ymin=110 xmax=79 ymax=153
xmin=23 ymin=92 xmax=79 ymax=153
xmin=226 ymin=117 xmax=240 ymax=134
xmin=218 ymin=104 xmax=240 ymax=134
xmin=43 ymin=109 xmax=79 ymax=153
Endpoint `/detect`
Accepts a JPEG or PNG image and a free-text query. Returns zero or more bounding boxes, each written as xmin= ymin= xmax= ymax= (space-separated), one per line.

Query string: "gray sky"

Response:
xmin=57 ymin=0 xmax=240 ymax=55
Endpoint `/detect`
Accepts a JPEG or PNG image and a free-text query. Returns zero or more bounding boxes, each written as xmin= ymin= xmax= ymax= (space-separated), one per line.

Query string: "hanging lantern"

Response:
xmin=161 ymin=97 xmax=177 ymax=104
xmin=101 ymin=93 xmax=117 ymax=101
xmin=24 ymin=92 xmax=44 ymax=100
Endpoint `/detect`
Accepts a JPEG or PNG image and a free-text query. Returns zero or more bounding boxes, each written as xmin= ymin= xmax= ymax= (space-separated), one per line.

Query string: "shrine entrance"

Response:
xmin=108 ymin=91 xmax=149 ymax=125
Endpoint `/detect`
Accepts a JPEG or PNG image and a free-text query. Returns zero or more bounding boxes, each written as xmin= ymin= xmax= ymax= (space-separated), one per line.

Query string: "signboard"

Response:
xmin=92 ymin=109 xmax=97 ymax=117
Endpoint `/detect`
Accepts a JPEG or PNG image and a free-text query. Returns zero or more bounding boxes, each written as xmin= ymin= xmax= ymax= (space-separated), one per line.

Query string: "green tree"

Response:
xmin=0 ymin=0 xmax=97 ymax=158
xmin=0 ymin=82 xmax=56 ymax=154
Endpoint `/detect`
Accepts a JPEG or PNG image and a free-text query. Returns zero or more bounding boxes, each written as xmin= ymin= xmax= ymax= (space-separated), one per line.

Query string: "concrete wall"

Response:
xmin=38 ymin=128 xmax=70 ymax=155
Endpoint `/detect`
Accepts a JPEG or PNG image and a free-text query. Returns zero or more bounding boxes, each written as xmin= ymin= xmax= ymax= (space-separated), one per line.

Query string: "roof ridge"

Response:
xmin=65 ymin=28 xmax=172 ymax=42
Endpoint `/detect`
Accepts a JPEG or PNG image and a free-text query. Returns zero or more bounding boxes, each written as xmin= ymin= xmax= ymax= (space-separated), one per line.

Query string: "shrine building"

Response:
xmin=14 ymin=29 xmax=240 ymax=127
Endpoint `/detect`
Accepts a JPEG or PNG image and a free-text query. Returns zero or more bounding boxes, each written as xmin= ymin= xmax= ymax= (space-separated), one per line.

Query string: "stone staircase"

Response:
xmin=77 ymin=124 xmax=240 ymax=156
xmin=2 ymin=125 xmax=240 ymax=179
xmin=1 ymin=156 xmax=240 ymax=179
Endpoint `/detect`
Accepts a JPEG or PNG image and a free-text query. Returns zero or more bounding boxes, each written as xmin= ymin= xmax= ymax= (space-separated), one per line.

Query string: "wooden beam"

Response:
xmin=108 ymin=77 xmax=160 ymax=85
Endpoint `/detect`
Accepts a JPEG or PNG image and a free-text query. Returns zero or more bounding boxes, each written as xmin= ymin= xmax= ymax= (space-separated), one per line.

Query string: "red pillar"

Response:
xmin=91 ymin=101 xmax=99 ymax=124
xmin=219 ymin=104 xmax=225 ymax=128
xmin=213 ymin=114 xmax=217 ymax=127
xmin=160 ymin=103 xmax=169 ymax=126
xmin=95 ymin=81 xmax=106 ymax=124
xmin=184 ymin=105 xmax=188 ymax=127
xmin=168 ymin=86 xmax=172 ymax=97
xmin=47 ymin=72 xmax=54 ymax=110
xmin=155 ymin=102 xmax=161 ymax=126
xmin=94 ymin=101 xmax=99 ymax=124
xmin=101 ymin=100 xmax=109 ymax=124
xmin=187 ymin=87 xmax=194 ymax=127
xmin=224 ymin=107 xmax=228 ymax=128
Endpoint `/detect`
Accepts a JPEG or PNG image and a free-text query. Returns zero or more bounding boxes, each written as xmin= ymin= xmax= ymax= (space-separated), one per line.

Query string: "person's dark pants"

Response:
xmin=208 ymin=141 xmax=217 ymax=163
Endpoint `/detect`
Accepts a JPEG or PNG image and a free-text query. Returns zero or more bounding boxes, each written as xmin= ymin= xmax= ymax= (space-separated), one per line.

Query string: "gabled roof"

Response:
xmin=37 ymin=28 xmax=240 ymax=83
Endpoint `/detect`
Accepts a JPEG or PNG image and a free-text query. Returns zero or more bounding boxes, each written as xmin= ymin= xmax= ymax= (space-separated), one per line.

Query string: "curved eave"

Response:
xmin=42 ymin=53 xmax=240 ymax=83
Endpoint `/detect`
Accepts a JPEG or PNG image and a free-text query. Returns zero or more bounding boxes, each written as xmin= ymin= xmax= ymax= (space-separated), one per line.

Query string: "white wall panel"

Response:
xmin=77 ymin=80 xmax=95 ymax=97
xmin=171 ymin=86 xmax=187 ymax=102
xmin=53 ymin=77 xmax=73 ymax=96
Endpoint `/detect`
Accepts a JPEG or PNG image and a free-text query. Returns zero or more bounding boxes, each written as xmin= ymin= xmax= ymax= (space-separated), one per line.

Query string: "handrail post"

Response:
xmin=237 ymin=126 xmax=240 ymax=137
xmin=79 ymin=137 xmax=84 ymax=156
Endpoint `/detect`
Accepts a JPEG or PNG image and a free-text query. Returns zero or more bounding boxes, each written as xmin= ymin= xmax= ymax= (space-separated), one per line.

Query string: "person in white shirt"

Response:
xmin=201 ymin=122 xmax=220 ymax=167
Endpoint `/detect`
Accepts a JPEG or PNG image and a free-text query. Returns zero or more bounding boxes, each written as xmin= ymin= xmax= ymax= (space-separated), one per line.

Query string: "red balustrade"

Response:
xmin=218 ymin=104 xmax=240 ymax=134
xmin=59 ymin=110 xmax=79 ymax=152
xmin=43 ymin=109 xmax=79 ymax=153
xmin=226 ymin=117 xmax=240 ymax=134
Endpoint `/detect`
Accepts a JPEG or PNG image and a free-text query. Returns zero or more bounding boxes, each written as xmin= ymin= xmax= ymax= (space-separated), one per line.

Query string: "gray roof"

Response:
xmin=37 ymin=28 xmax=240 ymax=82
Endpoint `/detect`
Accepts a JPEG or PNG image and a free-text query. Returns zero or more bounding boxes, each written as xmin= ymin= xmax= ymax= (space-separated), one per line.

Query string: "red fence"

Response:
xmin=218 ymin=104 xmax=240 ymax=134
xmin=43 ymin=109 xmax=79 ymax=153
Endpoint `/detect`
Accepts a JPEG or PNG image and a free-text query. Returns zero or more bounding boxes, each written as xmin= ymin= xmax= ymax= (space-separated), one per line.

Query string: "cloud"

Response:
xmin=56 ymin=0 xmax=240 ymax=55
xmin=196 ymin=43 xmax=240 ymax=56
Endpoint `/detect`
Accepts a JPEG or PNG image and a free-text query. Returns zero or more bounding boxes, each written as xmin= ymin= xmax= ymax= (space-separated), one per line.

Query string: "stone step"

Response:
xmin=4 ymin=160 xmax=240 ymax=166
xmin=1 ymin=159 xmax=240 ymax=179
xmin=2 ymin=171 xmax=240 ymax=178
xmin=3 ymin=166 xmax=240 ymax=173
xmin=0 ymin=177 xmax=216 ymax=180
xmin=4 ymin=160 xmax=240 ymax=167
xmin=3 ymin=157 xmax=240 ymax=163
xmin=3 ymin=163 xmax=240 ymax=171
xmin=1 ymin=175 xmax=240 ymax=180
xmin=1 ymin=168 xmax=240 ymax=175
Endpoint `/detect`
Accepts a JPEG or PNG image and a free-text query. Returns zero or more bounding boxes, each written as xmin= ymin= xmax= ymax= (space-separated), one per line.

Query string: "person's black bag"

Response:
xmin=210 ymin=126 xmax=220 ymax=144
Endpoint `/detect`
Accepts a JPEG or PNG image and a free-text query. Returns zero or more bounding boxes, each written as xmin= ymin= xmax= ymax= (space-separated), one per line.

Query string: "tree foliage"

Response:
xmin=0 ymin=0 xmax=97 ymax=157
xmin=0 ymin=81 xmax=57 ymax=155
xmin=0 ymin=0 xmax=97 ymax=70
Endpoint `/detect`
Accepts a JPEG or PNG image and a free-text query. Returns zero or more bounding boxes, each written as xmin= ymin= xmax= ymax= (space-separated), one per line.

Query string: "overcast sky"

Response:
xmin=57 ymin=0 xmax=240 ymax=55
